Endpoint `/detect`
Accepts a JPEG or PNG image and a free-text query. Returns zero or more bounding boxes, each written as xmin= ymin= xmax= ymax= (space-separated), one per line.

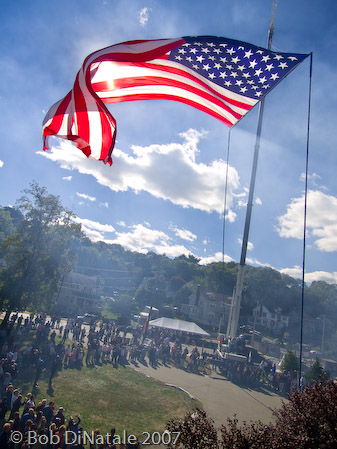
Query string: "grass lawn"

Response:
xmin=15 ymin=361 xmax=200 ymax=438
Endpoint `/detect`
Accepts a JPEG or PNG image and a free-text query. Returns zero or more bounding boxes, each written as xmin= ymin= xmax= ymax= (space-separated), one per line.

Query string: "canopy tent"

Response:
xmin=149 ymin=317 xmax=210 ymax=336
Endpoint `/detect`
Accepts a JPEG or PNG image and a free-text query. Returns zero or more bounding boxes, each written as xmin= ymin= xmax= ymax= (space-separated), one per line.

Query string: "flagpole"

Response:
xmin=226 ymin=1 xmax=278 ymax=339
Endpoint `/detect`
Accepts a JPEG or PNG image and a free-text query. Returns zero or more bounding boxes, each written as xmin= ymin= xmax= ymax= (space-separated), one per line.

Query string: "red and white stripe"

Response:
xmin=43 ymin=38 xmax=257 ymax=165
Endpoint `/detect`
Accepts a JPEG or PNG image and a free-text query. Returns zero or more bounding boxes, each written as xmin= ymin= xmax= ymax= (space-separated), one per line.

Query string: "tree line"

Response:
xmin=1 ymin=182 xmax=337 ymax=343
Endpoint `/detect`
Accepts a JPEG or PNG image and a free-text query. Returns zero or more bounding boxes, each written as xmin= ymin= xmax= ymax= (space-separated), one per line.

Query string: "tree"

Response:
xmin=169 ymin=382 xmax=337 ymax=449
xmin=0 ymin=182 xmax=82 ymax=320
xmin=305 ymin=358 xmax=330 ymax=384
xmin=281 ymin=350 xmax=299 ymax=373
xmin=167 ymin=408 xmax=218 ymax=449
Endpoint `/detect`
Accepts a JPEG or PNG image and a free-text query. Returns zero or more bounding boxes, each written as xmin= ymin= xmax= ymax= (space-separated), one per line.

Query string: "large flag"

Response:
xmin=43 ymin=36 xmax=309 ymax=165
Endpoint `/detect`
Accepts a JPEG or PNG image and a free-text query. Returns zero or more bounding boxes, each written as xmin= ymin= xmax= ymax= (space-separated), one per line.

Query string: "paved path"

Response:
xmin=132 ymin=361 xmax=286 ymax=429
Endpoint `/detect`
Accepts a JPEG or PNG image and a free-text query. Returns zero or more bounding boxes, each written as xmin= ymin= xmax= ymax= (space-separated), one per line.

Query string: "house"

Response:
xmin=252 ymin=304 xmax=289 ymax=332
xmin=54 ymin=271 xmax=104 ymax=317
xmin=181 ymin=285 xmax=231 ymax=329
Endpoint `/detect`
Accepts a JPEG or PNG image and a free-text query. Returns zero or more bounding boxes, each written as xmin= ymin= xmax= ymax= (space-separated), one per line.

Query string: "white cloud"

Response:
xmin=138 ymin=7 xmax=151 ymax=27
xmin=37 ymin=129 xmax=242 ymax=215
xmin=63 ymin=176 xmax=72 ymax=181
xmin=73 ymin=216 xmax=115 ymax=233
xmin=237 ymin=238 xmax=254 ymax=251
xmin=76 ymin=192 xmax=96 ymax=202
xmin=277 ymin=190 xmax=337 ymax=252
xmin=99 ymin=202 xmax=109 ymax=208
xmin=171 ymin=225 xmax=197 ymax=242
xmin=280 ymin=266 xmax=337 ymax=284
xmin=0 ymin=160 xmax=4 ymax=168
xmin=107 ymin=223 xmax=191 ymax=257
xmin=199 ymin=252 xmax=233 ymax=265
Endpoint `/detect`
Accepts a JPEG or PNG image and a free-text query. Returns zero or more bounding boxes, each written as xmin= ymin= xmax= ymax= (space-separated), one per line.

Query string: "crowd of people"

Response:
xmin=0 ymin=312 xmax=295 ymax=447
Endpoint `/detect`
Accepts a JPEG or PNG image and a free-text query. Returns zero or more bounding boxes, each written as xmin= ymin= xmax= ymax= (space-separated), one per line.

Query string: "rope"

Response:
xmin=299 ymin=52 xmax=313 ymax=387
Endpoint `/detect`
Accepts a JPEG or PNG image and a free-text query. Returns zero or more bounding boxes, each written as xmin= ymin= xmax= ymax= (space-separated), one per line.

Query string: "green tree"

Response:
xmin=0 ymin=182 xmax=82 ymax=321
xmin=281 ymin=350 xmax=299 ymax=373
xmin=305 ymin=358 xmax=330 ymax=384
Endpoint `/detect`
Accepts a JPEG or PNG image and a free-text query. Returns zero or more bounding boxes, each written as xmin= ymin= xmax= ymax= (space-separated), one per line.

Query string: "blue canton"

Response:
xmin=168 ymin=36 xmax=308 ymax=100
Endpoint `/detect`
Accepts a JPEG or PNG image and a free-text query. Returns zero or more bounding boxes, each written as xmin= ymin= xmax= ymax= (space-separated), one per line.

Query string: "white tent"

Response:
xmin=149 ymin=317 xmax=210 ymax=336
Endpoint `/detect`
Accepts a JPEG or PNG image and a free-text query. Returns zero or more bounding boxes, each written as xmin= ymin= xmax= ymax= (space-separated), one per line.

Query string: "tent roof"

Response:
xmin=149 ymin=317 xmax=210 ymax=336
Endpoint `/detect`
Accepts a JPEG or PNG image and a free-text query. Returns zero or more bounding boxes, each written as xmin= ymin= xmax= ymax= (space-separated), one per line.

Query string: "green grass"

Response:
xmin=16 ymin=362 xmax=199 ymax=438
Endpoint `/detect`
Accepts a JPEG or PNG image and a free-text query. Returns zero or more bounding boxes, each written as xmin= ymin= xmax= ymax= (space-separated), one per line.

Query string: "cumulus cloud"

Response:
xmin=37 ymin=129 xmax=242 ymax=215
xmin=72 ymin=216 xmax=115 ymax=242
xmin=63 ymin=176 xmax=72 ymax=181
xmin=76 ymin=192 xmax=96 ymax=202
xmin=237 ymin=238 xmax=254 ymax=251
xmin=0 ymin=160 xmax=4 ymax=168
xmin=138 ymin=7 xmax=151 ymax=26
xmin=277 ymin=190 xmax=337 ymax=252
xmin=107 ymin=223 xmax=192 ymax=257
xmin=198 ymin=252 xmax=233 ymax=265
xmin=280 ymin=266 xmax=337 ymax=284
xmin=171 ymin=225 xmax=197 ymax=242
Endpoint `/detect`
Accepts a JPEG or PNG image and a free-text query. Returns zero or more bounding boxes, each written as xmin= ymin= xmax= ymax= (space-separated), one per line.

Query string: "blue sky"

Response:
xmin=1 ymin=0 xmax=337 ymax=283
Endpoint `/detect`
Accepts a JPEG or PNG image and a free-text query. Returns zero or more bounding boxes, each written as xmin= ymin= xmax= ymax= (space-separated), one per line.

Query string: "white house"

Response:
xmin=252 ymin=304 xmax=289 ymax=332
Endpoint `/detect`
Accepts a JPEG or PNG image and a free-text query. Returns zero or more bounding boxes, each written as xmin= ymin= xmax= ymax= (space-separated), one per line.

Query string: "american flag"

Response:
xmin=43 ymin=36 xmax=309 ymax=165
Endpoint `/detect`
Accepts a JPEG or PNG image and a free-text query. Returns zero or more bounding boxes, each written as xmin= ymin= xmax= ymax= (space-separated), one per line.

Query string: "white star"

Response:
xmin=214 ymin=63 xmax=221 ymax=70
xmin=242 ymin=72 xmax=251 ymax=78
xmin=194 ymin=41 xmax=202 ymax=46
xmin=220 ymin=57 xmax=227 ymax=63
xmin=182 ymin=43 xmax=191 ymax=47
xmin=186 ymin=56 xmax=193 ymax=63
xmin=288 ymin=56 xmax=298 ymax=61
xmin=203 ymin=64 xmax=211 ymax=71
xmin=189 ymin=48 xmax=197 ymax=54
xmin=208 ymin=72 xmax=216 ymax=79
xmin=178 ymin=48 xmax=187 ymax=54
xmin=235 ymin=80 xmax=243 ymax=86
xmin=175 ymin=55 xmax=183 ymax=61
xmin=230 ymin=71 xmax=238 ymax=78
xmin=231 ymin=56 xmax=240 ymax=64
xmin=192 ymin=64 xmax=199 ymax=70
xmin=266 ymin=63 xmax=274 ymax=71
xmin=240 ymin=86 xmax=248 ymax=93
xmin=201 ymin=47 xmax=210 ymax=53
xmin=270 ymin=72 xmax=279 ymax=81
xmin=226 ymin=64 xmax=233 ymax=70
xmin=213 ymin=48 xmax=222 ymax=54
xmin=262 ymin=84 xmax=270 ymax=89
xmin=274 ymin=54 xmax=283 ymax=60
xmin=262 ymin=55 xmax=271 ymax=62
xmin=279 ymin=62 xmax=288 ymax=69
xmin=244 ymin=49 xmax=253 ymax=58
xmin=226 ymin=47 xmax=235 ymax=55
xmin=255 ymin=91 xmax=263 ymax=97
xmin=249 ymin=59 xmax=258 ymax=69
xmin=258 ymin=76 xmax=267 ymax=84
xmin=196 ymin=55 xmax=205 ymax=63
xmin=219 ymin=71 xmax=227 ymax=78
xmin=238 ymin=65 xmax=245 ymax=71
xmin=224 ymin=80 xmax=232 ymax=86
xmin=254 ymin=68 xmax=263 ymax=77
xmin=256 ymin=50 xmax=264 ymax=54
xmin=209 ymin=56 xmax=216 ymax=61
xmin=207 ymin=42 xmax=216 ymax=47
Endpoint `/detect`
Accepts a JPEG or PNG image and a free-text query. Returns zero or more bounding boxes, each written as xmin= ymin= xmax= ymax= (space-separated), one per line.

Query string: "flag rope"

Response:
xmin=299 ymin=52 xmax=313 ymax=388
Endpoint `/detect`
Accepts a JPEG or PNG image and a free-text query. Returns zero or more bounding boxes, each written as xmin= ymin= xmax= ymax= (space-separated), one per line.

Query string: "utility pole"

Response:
xmin=226 ymin=1 xmax=278 ymax=340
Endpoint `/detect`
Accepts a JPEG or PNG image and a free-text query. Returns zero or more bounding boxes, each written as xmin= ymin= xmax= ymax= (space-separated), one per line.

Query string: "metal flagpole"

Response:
xmin=226 ymin=1 xmax=278 ymax=339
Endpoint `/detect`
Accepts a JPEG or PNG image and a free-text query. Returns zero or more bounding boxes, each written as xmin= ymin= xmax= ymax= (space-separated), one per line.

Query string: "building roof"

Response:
xmin=149 ymin=317 xmax=210 ymax=336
